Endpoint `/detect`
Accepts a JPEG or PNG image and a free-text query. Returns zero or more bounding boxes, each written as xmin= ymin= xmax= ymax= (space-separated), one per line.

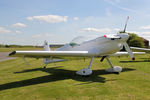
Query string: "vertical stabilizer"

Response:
xmin=44 ymin=40 xmax=51 ymax=51
xmin=43 ymin=40 xmax=51 ymax=65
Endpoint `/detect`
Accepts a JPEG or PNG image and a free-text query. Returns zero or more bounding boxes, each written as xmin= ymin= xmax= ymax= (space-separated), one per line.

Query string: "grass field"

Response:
xmin=0 ymin=51 xmax=150 ymax=100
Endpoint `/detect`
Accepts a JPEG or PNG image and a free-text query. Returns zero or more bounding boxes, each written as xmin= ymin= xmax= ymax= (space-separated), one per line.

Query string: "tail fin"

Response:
xmin=43 ymin=40 xmax=51 ymax=64
xmin=44 ymin=40 xmax=51 ymax=51
xmin=43 ymin=40 xmax=64 ymax=65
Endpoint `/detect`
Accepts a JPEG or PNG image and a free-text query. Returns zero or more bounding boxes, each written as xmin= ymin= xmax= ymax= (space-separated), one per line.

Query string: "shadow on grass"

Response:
xmin=0 ymin=67 xmax=135 ymax=91
xmin=139 ymin=58 xmax=150 ymax=61
xmin=140 ymin=58 xmax=150 ymax=59
xmin=120 ymin=60 xmax=150 ymax=63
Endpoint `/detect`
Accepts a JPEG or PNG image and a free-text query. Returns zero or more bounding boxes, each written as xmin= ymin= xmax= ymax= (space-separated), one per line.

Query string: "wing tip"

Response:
xmin=9 ymin=51 xmax=16 ymax=56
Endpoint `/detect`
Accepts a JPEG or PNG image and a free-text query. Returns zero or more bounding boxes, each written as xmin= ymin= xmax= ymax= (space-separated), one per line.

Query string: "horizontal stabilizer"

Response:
xmin=110 ymin=52 xmax=145 ymax=57
xmin=131 ymin=47 xmax=150 ymax=51
xmin=48 ymin=59 xmax=65 ymax=63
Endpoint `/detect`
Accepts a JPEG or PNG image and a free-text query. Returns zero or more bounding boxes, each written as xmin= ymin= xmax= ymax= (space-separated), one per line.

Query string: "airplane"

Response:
xmin=9 ymin=17 xmax=145 ymax=76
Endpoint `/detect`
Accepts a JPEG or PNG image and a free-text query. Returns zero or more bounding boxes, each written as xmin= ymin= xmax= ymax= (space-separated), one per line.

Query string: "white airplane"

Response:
xmin=9 ymin=17 xmax=145 ymax=76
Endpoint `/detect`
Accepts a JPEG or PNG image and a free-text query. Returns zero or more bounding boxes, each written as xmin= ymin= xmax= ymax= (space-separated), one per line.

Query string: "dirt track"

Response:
xmin=0 ymin=52 xmax=16 ymax=62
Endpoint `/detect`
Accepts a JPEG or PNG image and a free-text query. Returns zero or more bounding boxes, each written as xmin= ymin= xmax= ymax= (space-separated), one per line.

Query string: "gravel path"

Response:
xmin=0 ymin=52 xmax=16 ymax=62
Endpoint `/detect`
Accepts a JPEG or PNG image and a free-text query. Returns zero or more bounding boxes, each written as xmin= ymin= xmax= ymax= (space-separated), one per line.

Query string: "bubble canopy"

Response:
xmin=69 ymin=36 xmax=97 ymax=46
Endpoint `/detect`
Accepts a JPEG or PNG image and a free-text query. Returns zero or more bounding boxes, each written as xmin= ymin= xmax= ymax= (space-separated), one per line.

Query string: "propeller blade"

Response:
xmin=123 ymin=16 xmax=129 ymax=33
xmin=123 ymin=42 xmax=135 ymax=60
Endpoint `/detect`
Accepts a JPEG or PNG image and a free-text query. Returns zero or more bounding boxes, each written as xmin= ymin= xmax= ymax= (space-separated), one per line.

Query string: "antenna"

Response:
xmin=123 ymin=16 xmax=129 ymax=33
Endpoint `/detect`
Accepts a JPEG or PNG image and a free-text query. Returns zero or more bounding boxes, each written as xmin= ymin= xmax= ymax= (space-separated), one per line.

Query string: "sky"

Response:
xmin=0 ymin=0 xmax=150 ymax=45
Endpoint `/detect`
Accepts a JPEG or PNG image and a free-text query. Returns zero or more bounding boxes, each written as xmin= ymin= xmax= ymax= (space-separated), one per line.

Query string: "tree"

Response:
xmin=127 ymin=33 xmax=145 ymax=48
xmin=5 ymin=44 xmax=10 ymax=48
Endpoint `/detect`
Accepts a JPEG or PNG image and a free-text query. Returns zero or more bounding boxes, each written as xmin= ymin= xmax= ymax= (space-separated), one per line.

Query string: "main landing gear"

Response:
xmin=105 ymin=57 xmax=122 ymax=74
xmin=76 ymin=56 xmax=122 ymax=76
xmin=76 ymin=56 xmax=94 ymax=76
xmin=43 ymin=65 xmax=47 ymax=68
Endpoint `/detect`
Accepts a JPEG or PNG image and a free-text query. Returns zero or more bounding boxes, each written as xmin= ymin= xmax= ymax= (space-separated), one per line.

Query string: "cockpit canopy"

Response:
xmin=69 ymin=36 xmax=97 ymax=46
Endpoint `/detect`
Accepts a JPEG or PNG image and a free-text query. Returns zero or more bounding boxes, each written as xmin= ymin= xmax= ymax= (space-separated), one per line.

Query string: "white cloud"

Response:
xmin=128 ymin=30 xmax=150 ymax=35
xmin=15 ymin=30 xmax=21 ymax=34
xmin=12 ymin=23 xmax=26 ymax=28
xmin=27 ymin=15 xmax=68 ymax=23
xmin=73 ymin=17 xmax=79 ymax=21
xmin=27 ymin=17 xmax=33 ymax=21
xmin=32 ymin=33 xmax=54 ymax=38
xmin=113 ymin=28 xmax=120 ymax=31
xmin=128 ymin=31 xmax=150 ymax=35
xmin=141 ymin=32 xmax=150 ymax=34
xmin=0 ymin=26 xmax=11 ymax=33
xmin=82 ymin=28 xmax=112 ymax=33
xmin=80 ymin=27 xmax=120 ymax=33
xmin=140 ymin=25 xmax=150 ymax=30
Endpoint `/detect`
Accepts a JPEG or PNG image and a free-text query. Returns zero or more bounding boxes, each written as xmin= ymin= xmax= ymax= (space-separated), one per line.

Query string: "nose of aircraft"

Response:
xmin=119 ymin=33 xmax=129 ymax=41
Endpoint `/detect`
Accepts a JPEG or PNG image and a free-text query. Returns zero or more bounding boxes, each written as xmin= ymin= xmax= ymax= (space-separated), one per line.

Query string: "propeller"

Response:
xmin=123 ymin=42 xmax=135 ymax=60
xmin=121 ymin=16 xmax=135 ymax=60
xmin=123 ymin=16 xmax=129 ymax=33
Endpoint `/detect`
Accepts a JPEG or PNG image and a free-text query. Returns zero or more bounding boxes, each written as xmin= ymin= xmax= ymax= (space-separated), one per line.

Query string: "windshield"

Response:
xmin=69 ymin=36 xmax=97 ymax=46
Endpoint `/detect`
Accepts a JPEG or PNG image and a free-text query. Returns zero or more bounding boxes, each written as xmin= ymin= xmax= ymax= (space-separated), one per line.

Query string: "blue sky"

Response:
xmin=0 ymin=0 xmax=150 ymax=45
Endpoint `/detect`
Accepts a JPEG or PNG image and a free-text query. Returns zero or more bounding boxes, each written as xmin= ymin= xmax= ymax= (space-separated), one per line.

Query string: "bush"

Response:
xmin=127 ymin=33 xmax=145 ymax=48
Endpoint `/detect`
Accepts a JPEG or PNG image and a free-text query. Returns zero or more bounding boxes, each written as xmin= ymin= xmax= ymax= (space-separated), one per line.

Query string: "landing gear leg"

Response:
xmin=105 ymin=57 xmax=122 ymax=74
xmin=43 ymin=64 xmax=47 ymax=69
xmin=76 ymin=56 xmax=94 ymax=76
xmin=23 ymin=56 xmax=30 ymax=66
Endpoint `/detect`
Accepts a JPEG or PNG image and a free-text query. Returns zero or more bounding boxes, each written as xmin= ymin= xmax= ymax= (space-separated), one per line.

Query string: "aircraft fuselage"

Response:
xmin=57 ymin=33 xmax=129 ymax=56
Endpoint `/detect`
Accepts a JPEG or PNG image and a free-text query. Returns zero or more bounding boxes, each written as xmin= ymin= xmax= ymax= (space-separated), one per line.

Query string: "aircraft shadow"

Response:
xmin=0 ymin=67 xmax=135 ymax=91
xmin=140 ymin=58 xmax=150 ymax=59
xmin=120 ymin=60 xmax=150 ymax=63
xmin=139 ymin=58 xmax=150 ymax=61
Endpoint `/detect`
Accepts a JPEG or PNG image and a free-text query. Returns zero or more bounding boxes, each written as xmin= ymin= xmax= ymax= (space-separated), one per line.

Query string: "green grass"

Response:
xmin=0 ymin=54 xmax=150 ymax=100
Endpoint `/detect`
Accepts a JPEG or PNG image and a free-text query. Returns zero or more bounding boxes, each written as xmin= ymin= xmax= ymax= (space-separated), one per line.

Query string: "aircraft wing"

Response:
xmin=9 ymin=51 xmax=91 ymax=58
xmin=110 ymin=52 xmax=145 ymax=57
xmin=9 ymin=50 xmax=145 ymax=59
xmin=131 ymin=47 xmax=150 ymax=51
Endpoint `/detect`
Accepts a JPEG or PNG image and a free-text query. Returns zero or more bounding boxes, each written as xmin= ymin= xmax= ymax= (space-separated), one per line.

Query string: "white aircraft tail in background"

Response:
xmin=43 ymin=41 xmax=64 ymax=68
xmin=43 ymin=40 xmax=51 ymax=51
xmin=43 ymin=40 xmax=51 ymax=67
